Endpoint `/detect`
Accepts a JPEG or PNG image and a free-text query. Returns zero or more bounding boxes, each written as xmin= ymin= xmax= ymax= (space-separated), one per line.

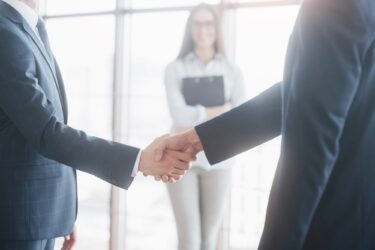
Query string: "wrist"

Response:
xmin=131 ymin=150 xmax=142 ymax=177
xmin=224 ymin=102 xmax=231 ymax=111
xmin=186 ymin=128 xmax=200 ymax=145
xmin=138 ymin=150 xmax=146 ymax=174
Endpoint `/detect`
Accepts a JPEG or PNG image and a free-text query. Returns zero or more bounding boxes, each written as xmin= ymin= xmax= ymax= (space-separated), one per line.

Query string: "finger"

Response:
xmin=64 ymin=228 xmax=76 ymax=250
xmin=154 ymin=142 xmax=166 ymax=162
xmin=168 ymin=161 xmax=189 ymax=172
xmin=154 ymin=175 xmax=162 ymax=181
xmin=143 ymin=173 xmax=148 ymax=177
xmin=62 ymin=236 xmax=69 ymax=250
xmin=168 ymin=173 xmax=184 ymax=181
xmin=165 ymin=153 xmax=190 ymax=171
xmin=172 ymin=175 xmax=182 ymax=182
xmin=184 ymin=146 xmax=198 ymax=160
xmin=165 ymin=175 xmax=176 ymax=183
xmin=65 ymin=240 xmax=72 ymax=250
xmin=64 ymin=236 xmax=73 ymax=250
xmin=167 ymin=150 xmax=194 ymax=163
xmin=172 ymin=160 xmax=190 ymax=171
xmin=162 ymin=175 xmax=169 ymax=183
xmin=69 ymin=232 xmax=76 ymax=250
xmin=171 ymin=168 xmax=186 ymax=176
xmin=193 ymin=142 xmax=204 ymax=153
xmin=174 ymin=163 xmax=191 ymax=171
xmin=69 ymin=240 xmax=75 ymax=249
xmin=71 ymin=228 xmax=77 ymax=249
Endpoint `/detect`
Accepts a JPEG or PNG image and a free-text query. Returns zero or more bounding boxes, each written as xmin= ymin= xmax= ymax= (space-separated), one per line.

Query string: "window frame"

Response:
xmin=43 ymin=1 xmax=300 ymax=249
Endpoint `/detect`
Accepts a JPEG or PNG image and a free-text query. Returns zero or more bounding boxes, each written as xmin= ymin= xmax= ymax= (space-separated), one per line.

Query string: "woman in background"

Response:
xmin=164 ymin=4 xmax=246 ymax=250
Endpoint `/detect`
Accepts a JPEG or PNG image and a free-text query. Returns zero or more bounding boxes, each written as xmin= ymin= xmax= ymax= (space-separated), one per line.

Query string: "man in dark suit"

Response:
xmin=0 ymin=0 xmax=192 ymax=249
xmin=156 ymin=0 xmax=375 ymax=249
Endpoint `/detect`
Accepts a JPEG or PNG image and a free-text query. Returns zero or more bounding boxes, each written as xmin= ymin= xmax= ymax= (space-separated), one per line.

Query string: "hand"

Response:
xmin=153 ymin=129 xmax=203 ymax=182
xmin=139 ymin=135 xmax=195 ymax=180
xmin=154 ymin=129 xmax=202 ymax=161
xmin=61 ymin=225 xmax=76 ymax=250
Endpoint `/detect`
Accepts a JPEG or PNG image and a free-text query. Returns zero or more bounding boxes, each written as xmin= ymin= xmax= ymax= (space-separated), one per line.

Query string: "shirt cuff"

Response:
xmin=197 ymin=105 xmax=207 ymax=123
xmin=131 ymin=150 xmax=142 ymax=177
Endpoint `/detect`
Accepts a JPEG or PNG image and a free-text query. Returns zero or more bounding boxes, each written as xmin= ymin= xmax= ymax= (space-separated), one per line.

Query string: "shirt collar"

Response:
xmin=2 ymin=0 xmax=38 ymax=30
xmin=185 ymin=51 xmax=223 ymax=63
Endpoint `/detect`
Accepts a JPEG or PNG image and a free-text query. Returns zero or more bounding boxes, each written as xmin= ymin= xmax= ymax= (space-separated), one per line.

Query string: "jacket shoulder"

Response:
xmin=0 ymin=21 xmax=32 ymax=59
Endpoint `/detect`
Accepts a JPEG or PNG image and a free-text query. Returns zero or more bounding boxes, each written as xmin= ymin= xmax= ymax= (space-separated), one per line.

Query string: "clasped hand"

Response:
xmin=138 ymin=129 xmax=202 ymax=182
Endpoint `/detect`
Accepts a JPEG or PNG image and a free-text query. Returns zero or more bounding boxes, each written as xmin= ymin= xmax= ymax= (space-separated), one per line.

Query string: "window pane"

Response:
xmin=228 ymin=0 xmax=297 ymax=3
xmin=230 ymin=5 xmax=299 ymax=249
xmin=122 ymin=12 xmax=189 ymax=250
xmin=130 ymin=0 xmax=219 ymax=9
xmin=47 ymin=16 xmax=115 ymax=250
xmin=40 ymin=0 xmax=116 ymax=15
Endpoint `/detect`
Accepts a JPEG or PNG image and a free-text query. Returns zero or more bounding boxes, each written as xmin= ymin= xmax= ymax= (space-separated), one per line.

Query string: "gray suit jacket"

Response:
xmin=0 ymin=2 xmax=139 ymax=240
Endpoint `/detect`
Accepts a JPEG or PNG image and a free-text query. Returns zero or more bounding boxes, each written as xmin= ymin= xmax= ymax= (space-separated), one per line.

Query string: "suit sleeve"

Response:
xmin=0 ymin=27 xmax=139 ymax=190
xmin=258 ymin=0 xmax=373 ymax=248
xmin=195 ymin=82 xmax=282 ymax=164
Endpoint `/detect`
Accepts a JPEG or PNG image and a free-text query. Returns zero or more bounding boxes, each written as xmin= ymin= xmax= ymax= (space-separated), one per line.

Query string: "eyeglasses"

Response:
xmin=192 ymin=21 xmax=216 ymax=29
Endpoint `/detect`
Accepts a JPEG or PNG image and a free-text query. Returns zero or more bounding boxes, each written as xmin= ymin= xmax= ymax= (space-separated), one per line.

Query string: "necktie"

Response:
xmin=36 ymin=18 xmax=62 ymax=101
xmin=36 ymin=18 xmax=53 ymax=60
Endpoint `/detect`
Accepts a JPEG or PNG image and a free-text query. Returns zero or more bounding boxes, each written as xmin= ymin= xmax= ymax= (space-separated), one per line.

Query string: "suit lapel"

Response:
xmin=0 ymin=2 xmax=67 ymax=123
xmin=23 ymin=23 xmax=69 ymax=123
xmin=21 ymin=21 xmax=61 ymax=92
xmin=54 ymin=58 xmax=69 ymax=124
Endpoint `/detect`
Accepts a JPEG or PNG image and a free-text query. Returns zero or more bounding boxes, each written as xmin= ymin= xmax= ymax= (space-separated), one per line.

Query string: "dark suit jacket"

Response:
xmin=196 ymin=0 xmax=375 ymax=249
xmin=0 ymin=2 xmax=139 ymax=240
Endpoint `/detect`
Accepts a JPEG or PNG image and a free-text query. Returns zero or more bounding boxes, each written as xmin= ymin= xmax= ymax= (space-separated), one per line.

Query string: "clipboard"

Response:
xmin=181 ymin=75 xmax=225 ymax=107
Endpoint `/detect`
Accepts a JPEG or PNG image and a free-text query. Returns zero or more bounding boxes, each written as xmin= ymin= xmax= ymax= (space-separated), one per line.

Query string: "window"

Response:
xmin=123 ymin=11 xmax=188 ymax=250
xmin=230 ymin=6 xmax=299 ymax=249
xmin=130 ymin=0 xmax=219 ymax=9
xmin=43 ymin=1 xmax=300 ymax=249
xmin=40 ymin=0 xmax=116 ymax=15
xmin=46 ymin=16 xmax=115 ymax=250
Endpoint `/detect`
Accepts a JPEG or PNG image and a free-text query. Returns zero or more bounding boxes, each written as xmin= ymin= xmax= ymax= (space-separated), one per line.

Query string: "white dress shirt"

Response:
xmin=165 ymin=52 xmax=246 ymax=170
xmin=1 ymin=0 xmax=141 ymax=177
xmin=2 ymin=0 xmax=38 ymax=32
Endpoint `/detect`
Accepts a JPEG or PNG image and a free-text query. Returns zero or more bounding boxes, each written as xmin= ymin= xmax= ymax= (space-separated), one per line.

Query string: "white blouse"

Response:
xmin=164 ymin=52 xmax=246 ymax=170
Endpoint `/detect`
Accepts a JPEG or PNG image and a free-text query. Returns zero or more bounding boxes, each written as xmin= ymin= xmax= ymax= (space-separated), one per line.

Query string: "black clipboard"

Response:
xmin=181 ymin=76 xmax=225 ymax=107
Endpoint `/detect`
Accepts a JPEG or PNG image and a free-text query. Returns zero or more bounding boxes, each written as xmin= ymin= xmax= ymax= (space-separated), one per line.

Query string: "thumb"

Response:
xmin=153 ymin=134 xmax=170 ymax=161
xmin=154 ymin=139 xmax=167 ymax=161
xmin=154 ymin=146 xmax=164 ymax=161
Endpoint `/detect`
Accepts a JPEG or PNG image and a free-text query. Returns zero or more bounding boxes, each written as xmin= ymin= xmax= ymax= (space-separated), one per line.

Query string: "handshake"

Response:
xmin=138 ymin=128 xmax=203 ymax=182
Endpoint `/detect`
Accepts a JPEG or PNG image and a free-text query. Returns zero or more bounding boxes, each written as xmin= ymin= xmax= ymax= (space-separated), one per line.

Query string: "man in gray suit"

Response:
xmin=0 ymin=0 xmax=193 ymax=249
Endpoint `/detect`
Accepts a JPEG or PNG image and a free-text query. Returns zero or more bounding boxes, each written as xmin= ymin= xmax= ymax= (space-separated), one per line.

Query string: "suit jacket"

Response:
xmin=0 ymin=2 xmax=139 ymax=240
xmin=196 ymin=0 xmax=375 ymax=249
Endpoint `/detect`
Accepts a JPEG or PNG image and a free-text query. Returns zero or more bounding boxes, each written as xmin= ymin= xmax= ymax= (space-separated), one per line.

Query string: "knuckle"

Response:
xmin=166 ymin=158 xmax=173 ymax=166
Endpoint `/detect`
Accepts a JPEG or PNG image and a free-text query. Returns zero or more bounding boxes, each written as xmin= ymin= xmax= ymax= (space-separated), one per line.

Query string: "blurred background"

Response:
xmin=39 ymin=0 xmax=301 ymax=249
